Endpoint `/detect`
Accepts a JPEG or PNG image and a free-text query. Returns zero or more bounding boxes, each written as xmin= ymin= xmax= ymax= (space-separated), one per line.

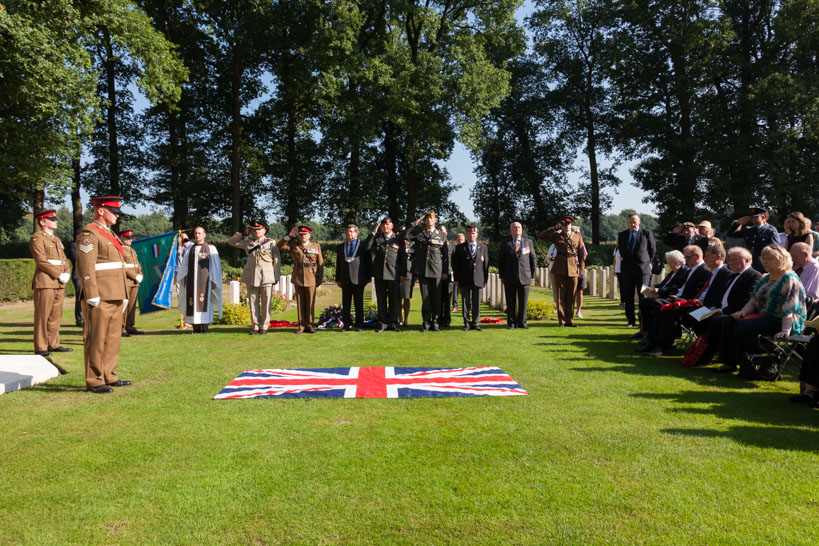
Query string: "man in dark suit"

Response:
xmin=452 ymin=225 xmax=489 ymax=331
xmin=363 ymin=217 xmax=405 ymax=332
xmin=336 ymin=224 xmax=371 ymax=331
xmin=498 ymin=221 xmax=537 ymax=329
xmin=405 ymin=212 xmax=449 ymax=331
xmin=617 ymin=212 xmax=656 ymax=327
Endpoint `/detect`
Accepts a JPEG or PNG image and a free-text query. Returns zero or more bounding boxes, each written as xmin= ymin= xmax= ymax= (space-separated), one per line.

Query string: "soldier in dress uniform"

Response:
xmin=726 ymin=207 xmax=781 ymax=272
xmin=538 ymin=215 xmax=586 ymax=327
xmin=404 ymin=212 xmax=449 ymax=331
xmin=76 ymin=197 xmax=131 ymax=394
xmin=398 ymin=230 xmax=415 ymax=327
xmin=363 ymin=217 xmax=406 ymax=332
xmin=277 ymin=225 xmax=324 ymax=333
xmin=118 ymin=229 xmax=144 ymax=337
xmin=29 ymin=209 xmax=72 ymax=356
xmin=438 ymin=225 xmax=453 ymax=328
xmin=228 ymin=221 xmax=280 ymax=335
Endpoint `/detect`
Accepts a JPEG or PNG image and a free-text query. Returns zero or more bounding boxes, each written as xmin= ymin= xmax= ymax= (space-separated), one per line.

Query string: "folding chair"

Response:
xmin=761 ymin=297 xmax=817 ymax=374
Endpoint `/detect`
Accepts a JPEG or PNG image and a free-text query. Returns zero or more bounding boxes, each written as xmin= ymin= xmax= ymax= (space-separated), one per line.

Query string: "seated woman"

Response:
xmin=784 ymin=212 xmax=814 ymax=251
xmin=790 ymin=317 xmax=819 ymax=406
xmin=632 ymin=250 xmax=689 ymax=340
xmin=714 ymin=245 xmax=807 ymax=374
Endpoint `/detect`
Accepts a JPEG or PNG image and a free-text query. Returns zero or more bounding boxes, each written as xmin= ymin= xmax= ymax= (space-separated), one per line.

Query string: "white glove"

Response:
xmin=135 ymin=274 xmax=143 ymax=283
xmin=58 ymin=273 xmax=70 ymax=284
xmin=87 ymin=297 xmax=100 ymax=307
xmin=122 ymin=299 xmax=129 ymax=312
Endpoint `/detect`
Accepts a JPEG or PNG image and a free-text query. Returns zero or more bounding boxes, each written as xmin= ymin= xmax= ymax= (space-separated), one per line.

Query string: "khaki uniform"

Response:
xmin=277 ymin=237 xmax=324 ymax=331
xmin=539 ymin=227 xmax=586 ymax=325
xmin=29 ymin=231 xmax=71 ymax=352
xmin=228 ymin=233 xmax=280 ymax=332
xmin=122 ymin=245 xmax=143 ymax=333
xmin=76 ymin=222 xmax=128 ymax=388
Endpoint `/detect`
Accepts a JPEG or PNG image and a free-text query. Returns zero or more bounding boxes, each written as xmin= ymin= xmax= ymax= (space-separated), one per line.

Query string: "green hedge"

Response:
xmin=0 ymin=259 xmax=76 ymax=302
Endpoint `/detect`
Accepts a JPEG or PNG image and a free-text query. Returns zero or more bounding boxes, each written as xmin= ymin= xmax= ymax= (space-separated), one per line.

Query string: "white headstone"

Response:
xmin=228 ymin=280 xmax=241 ymax=305
xmin=0 ymin=355 xmax=61 ymax=395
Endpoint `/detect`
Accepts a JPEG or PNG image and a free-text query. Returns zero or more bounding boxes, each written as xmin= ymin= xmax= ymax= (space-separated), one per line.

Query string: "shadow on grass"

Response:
xmin=27 ymin=383 xmax=88 ymax=393
xmin=663 ymin=426 xmax=819 ymax=452
xmin=0 ymin=322 xmax=33 ymax=328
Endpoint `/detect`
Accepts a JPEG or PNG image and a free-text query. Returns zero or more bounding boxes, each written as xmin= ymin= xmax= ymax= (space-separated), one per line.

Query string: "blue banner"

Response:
xmin=132 ymin=231 xmax=179 ymax=313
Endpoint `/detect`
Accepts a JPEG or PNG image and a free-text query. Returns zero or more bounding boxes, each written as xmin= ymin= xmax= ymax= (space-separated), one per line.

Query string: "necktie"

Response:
xmin=695 ymin=274 xmax=712 ymax=300
xmin=470 ymin=243 xmax=476 ymax=257
xmin=515 ymin=239 xmax=521 ymax=256
xmin=629 ymin=231 xmax=637 ymax=252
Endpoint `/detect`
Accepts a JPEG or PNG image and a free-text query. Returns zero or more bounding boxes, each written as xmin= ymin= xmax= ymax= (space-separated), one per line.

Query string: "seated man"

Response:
xmin=790 ymin=242 xmax=819 ymax=300
xmin=632 ymin=250 xmax=689 ymax=340
xmin=640 ymin=244 xmax=731 ymax=356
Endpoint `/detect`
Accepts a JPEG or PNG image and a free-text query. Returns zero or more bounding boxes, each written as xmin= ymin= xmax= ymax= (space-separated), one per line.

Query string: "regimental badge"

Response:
xmin=79 ymin=242 xmax=94 ymax=253
xmin=81 ymin=230 xmax=92 ymax=236
xmin=430 ymin=238 xmax=442 ymax=246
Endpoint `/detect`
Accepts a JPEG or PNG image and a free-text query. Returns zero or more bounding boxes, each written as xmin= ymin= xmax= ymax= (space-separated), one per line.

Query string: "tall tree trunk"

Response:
xmin=405 ymin=127 xmax=418 ymax=222
xmin=168 ymin=109 xmax=184 ymax=230
xmin=31 ymin=189 xmax=45 ymax=233
xmin=104 ymin=30 xmax=120 ymax=198
xmin=383 ymin=120 xmax=400 ymax=224
xmin=585 ymin=101 xmax=600 ymax=245
xmin=670 ymin=47 xmax=697 ymax=219
xmin=230 ymin=44 xmax=242 ymax=260
xmin=284 ymin=80 xmax=299 ymax=227
xmin=71 ymin=158 xmax=83 ymax=237
xmin=347 ymin=138 xmax=360 ymax=226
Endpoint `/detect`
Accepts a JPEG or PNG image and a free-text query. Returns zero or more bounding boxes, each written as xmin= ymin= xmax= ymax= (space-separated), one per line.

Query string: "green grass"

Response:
xmin=1 ymin=286 xmax=818 ymax=544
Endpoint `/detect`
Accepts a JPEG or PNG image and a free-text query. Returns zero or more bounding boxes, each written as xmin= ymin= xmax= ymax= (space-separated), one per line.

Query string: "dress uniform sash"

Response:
xmin=91 ymin=224 xmax=124 ymax=256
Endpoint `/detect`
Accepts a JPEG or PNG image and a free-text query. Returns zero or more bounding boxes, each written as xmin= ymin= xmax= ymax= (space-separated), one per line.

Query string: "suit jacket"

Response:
xmin=721 ymin=267 xmax=763 ymax=314
xmin=678 ymin=262 xmax=711 ymax=300
xmin=76 ymin=222 xmax=128 ymax=300
xmin=29 ymin=231 xmax=70 ymax=289
xmin=657 ymin=265 xmax=690 ymax=298
xmin=700 ymin=265 xmax=735 ymax=308
xmin=663 ymin=232 xmax=710 ymax=253
xmin=363 ymin=231 xmax=405 ymax=281
xmin=405 ymin=226 xmax=448 ymax=278
xmin=618 ymin=228 xmax=656 ymax=276
xmin=336 ymin=238 xmax=371 ymax=286
xmin=498 ymin=236 xmax=536 ymax=285
xmin=277 ymin=238 xmax=324 ymax=287
xmin=228 ymin=233 xmax=280 ymax=286
xmin=452 ymin=241 xmax=489 ymax=288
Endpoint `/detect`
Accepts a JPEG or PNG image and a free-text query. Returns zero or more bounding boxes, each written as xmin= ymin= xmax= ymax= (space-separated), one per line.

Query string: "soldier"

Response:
xmin=228 ymin=221 xmax=280 ymax=335
xmin=404 ymin=212 xmax=449 ymax=331
xmin=278 ymin=226 xmax=324 ymax=334
xmin=727 ymin=207 xmax=782 ymax=272
xmin=118 ymin=229 xmax=144 ymax=337
xmin=29 ymin=209 xmax=72 ymax=356
xmin=399 ymin=231 xmax=415 ymax=327
xmin=452 ymin=225 xmax=489 ymax=331
xmin=438 ymin=225 xmax=453 ymax=328
xmin=538 ymin=215 xmax=586 ymax=327
xmin=363 ymin=217 xmax=405 ymax=332
xmin=76 ymin=197 xmax=131 ymax=394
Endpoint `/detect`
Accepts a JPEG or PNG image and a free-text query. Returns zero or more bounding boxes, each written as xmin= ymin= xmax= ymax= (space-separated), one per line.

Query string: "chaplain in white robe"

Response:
xmin=177 ymin=226 xmax=222 ymax=332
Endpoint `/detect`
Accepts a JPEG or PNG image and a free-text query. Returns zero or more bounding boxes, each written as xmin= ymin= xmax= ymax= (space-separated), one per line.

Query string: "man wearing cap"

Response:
xmin=76 ymin=197 xmax=131 ymax=393
xmin=405 ymin=212 xmax=449 ymax=331
xmin=538 ymin=215 xmax=585 ymax=327
xmin=228 ymin=221 xmax=280 ymax=335
xmin=727 ymin=207 xmax=780 ymax=272
xmin=278 ymin=226 xmax=324 ymax=333
xmin=118 ymin=229 xmax=144 ymax=336
xmin=363 ymin=217 xmax=405 ymax=332
xmin=29 ymin=209 xmax=72 ymax=356
xmin=452 ymin=225 xmax=489 ymax=330
xmin=498 ymin=221 xmax=537 ymax=329
xmin=336 ymin=224 xmax=371 ymax=332
xmin=178 ymin=226 xmax=223 ymax=333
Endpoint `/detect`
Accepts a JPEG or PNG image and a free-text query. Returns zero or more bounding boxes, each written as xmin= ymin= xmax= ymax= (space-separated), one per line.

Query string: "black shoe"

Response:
xmin=49 ymin=346 xmax=73 ymax=352
xmin=127 ymin=329 xmax=143 ymax=335
xmin=462 ymin=326 xmax=471 ymax=331
xmin=712 ymin=366 xmax=737 ymax=374
xmin=507 ymin=324 xmax=516 ymax=330
xmin=630 ymin=332 xmax=645 ymax=340
xmin=34 ymin=350 xmax=51 ymax=357
xmin=565 ymin=323 xmax=578 ymax=328
xmin=635 ymin=344 xmax=655 ymax=353
xmin=626 ymin=323 xmax=636 ymax=328
xmin=107 ymin=380 xmax=132 ymax=387
xmin=472 ymin=325 xmax=482 ymax=331
xmin=376 ymin=325 xmax=387 ymax=333
xmin=432 ymin=324 xmax=440 ymax=332
xmin=87 ymin=385 xmax=113 ymax=394
xmin=259 ymin=330 xmax=268 ymax=335
xmin=519 ymin=323 xmax=529 ymax=329
xmin=392 ymin=327 xmax=402 ymax=333
xmin=421 ymin=323 xmax=431 ymax=332
xmin=249 ymin=330 xmax=258 ymax=335
xmin=789 ymin=393 xmax=817 ymax=405
xmin=121 ymin=332 xmax=132 ymax=337
xmin=75 ymin=321 xmax=84 ymax=327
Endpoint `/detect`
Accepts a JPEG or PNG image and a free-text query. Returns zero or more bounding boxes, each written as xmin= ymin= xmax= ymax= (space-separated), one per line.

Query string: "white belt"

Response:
xmin=125 ymin=264 xmax=135 ymax=269
xmin=95 ymin=262 xmax=123 ymax=271
xmin=47 ymin=259 xmax=64 ymax=266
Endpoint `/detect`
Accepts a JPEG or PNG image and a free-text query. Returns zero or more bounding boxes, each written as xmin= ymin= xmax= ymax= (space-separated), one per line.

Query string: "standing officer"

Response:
xmin=118 ymin=229 xmax=144 ymax=337
xmin=278 ymin=226 xmax=324 ymax=333
xmin=76 ymin=197 xmax=130 ymax=393
xmin=336 ymin=224 xmax=371 ymax=331
xmin=726 ymin=207 xmax=780 ymax=272
xmin=405 ymin=212 xmax=449 ymax=331
xmin=228 ymin=221 xmax=280 ymax=335
xmin=398 ymin=230 xmax=415 ymax=327
xmin=29 ymin=209 xmax=72 ymax=356
xmin=363 ymin=217 xmax=405 ymax=332
xmin=452 ymin=225 xmax=489 ymax=331
xmin=498 ymin=221 xmax=537 ymax=329
xmin=538 ymin=215 xmax=585 ymax=327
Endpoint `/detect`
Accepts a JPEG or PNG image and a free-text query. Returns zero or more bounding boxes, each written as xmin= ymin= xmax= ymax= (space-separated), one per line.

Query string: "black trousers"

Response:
xmin=503 ymin=281 xmax=530 ymax=327
xmin=461 ymin=286 xmax=482 ymax=327
xmin=341 ymin=283 xmax=365 ymax=328
xmin=374 ymin=278 xmax=400 ymax=328
xmin=419 ymin=277 xmax=441 ymax=325
xmin=72 ymin=277 xmax=83 ymax=324
xmin=621 ymin=268 xmax=650 ymax=325
xmin=439 ymin=278 xmax=452 ymax=326
xmin=799 ymin=336 xmax=819 ymax=385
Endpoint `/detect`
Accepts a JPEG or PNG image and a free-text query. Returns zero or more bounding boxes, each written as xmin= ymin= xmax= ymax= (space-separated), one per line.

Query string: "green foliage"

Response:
xmin=219 ymin=303 xmax=251 ymax=326
xmin=221 ymin=265 xmax=243 ymax=282
xmin=269 ymin=293 xmax=288 ymax=315
xmin=526 ymin=298 xmax=554 ymax=320
xmin=0 ymin=259 xmax=74 ymax=302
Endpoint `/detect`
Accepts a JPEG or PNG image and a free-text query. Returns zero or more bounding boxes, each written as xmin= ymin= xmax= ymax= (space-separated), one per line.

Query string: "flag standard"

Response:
xmin=132 ymin=231 xmax=179 ymax=313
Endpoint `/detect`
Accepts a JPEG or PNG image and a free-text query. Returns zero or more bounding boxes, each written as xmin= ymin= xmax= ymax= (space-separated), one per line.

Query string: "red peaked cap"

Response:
xmin=35 ymin=209 xmax=57 ymax=220
xmin=297 ymin=225 xmax=312 ymax=233
xmin=118 ymin=229 xmax=134 ymax=238
xmin=91 ymin=196 xmax=123 ymax=212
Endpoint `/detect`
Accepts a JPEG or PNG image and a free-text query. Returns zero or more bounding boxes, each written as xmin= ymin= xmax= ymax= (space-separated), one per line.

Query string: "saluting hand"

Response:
xmin=288 ymin=227 xmax=298 ymax=238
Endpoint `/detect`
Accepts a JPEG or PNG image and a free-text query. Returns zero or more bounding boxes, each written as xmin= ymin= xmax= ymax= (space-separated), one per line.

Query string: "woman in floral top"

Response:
xmin=714 ymin=245 xmax=807 ymax=373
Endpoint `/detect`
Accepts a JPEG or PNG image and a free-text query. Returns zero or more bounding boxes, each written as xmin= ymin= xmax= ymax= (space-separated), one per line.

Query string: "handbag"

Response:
xmin=681 ymin=334 xmax=709 ymax=368
xmin=738 ymin=353 xmax=782 ymax=381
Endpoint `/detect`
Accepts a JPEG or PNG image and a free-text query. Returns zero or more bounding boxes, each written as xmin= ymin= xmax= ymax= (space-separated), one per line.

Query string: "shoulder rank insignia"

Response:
xmin=79 ymin=242 xmax=94 ymax=254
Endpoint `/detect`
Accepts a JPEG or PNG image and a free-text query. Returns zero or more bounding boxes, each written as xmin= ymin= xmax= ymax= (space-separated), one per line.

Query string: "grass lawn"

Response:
xmin=1 ymin=285 xmax=817 ymax=544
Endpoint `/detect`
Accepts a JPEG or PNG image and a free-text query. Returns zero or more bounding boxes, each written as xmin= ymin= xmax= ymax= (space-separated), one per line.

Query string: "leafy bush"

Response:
xmin=221 ymin=264 xmax=242 ymax=281
xmin=0 ymin=259 xmax=75 ymax=302
xmin=270 ymin=293 xmax=289 ymax=314
xmin=527 ymin=299 xmax=554 ymax=320
xmin=220 ymin=303 xmax=251 ymax=325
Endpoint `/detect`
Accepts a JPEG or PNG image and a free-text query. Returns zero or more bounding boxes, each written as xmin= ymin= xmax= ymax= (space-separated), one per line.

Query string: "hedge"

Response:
xmin=0 ymin=259 xmax=76 ymax=302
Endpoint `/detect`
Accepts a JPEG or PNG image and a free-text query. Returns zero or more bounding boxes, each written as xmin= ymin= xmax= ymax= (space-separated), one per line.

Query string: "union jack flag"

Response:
xmin=214 ymin=366 xmax=527 ymax=399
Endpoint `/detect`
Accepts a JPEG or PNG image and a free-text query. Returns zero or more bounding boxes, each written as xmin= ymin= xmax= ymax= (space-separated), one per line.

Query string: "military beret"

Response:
xmin=35 ymin=209 xmax=57 ymax=220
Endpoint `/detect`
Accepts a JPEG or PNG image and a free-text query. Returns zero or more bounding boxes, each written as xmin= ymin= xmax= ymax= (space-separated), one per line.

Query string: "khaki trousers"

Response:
xmin=33 ymin=287 xmax=65 ymax=352
xmin=123 ymin=284 xmax=139 ymax=332
xmin=553 ymin=274 xmax=578 ymax=324
xmin=247 ymin=284 xmax=273 ymax=331
xmin=83 ymin=300 xmax=123 ymax=388
xmin=294 ymin=285 xmax=316 ymax=329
